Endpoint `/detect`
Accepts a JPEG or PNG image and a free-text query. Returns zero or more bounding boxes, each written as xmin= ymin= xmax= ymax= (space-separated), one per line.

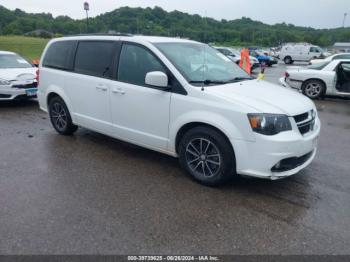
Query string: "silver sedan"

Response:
xmin=280 ymin=59 xmax=350 ymax=99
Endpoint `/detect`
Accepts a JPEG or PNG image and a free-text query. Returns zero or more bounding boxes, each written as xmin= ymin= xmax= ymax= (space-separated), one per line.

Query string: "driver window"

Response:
xmin=118 ymin=44 xmax=166 ymax=86
xmin=341 ymin=63 xmax=350 ymax=71
xmin=310 ymin=47 xmax=319 ymax=53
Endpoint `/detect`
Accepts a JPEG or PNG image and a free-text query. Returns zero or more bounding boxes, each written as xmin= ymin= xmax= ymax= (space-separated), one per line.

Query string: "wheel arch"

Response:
xmin=174 ymin=122 xmax=236 ymax=159
xmin=302 ymin=78 xmax=327 ymax=93
xmin=45 ymin=87 xmax=76 ymax=122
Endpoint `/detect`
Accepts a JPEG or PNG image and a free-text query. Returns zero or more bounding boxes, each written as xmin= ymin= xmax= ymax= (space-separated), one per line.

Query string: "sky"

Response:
xmin=0 ymin=0 xmax=349 ymax=29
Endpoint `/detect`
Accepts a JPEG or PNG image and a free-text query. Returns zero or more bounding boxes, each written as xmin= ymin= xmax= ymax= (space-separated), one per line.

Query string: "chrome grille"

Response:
xmin=293 ymin=110 xmax=316 ymax=135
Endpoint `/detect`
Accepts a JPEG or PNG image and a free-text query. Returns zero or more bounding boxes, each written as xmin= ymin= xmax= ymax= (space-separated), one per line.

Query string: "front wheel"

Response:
xmin=302 ymin=80 xmax=326 ymax=99
xmin=49 ymin=96 xmax=78 ymax=135
xmin=178 ymin=127 xmax=236 ymax=186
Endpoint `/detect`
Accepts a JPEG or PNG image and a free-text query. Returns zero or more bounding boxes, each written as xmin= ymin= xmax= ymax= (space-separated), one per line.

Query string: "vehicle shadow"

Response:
xmin=0 ymin=99 xmax=38 ymax=109
xmin=40 ymin=126 xmax=316 ymax=228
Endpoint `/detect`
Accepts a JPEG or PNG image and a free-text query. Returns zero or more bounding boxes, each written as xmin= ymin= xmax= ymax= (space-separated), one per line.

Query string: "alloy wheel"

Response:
xmin=305 ymin=82 xmax=322 ymax=98
xmin=185 ymin=138 xmax=221 ymax=178
xmin=51 ymin=102 xmax=68 ymax=131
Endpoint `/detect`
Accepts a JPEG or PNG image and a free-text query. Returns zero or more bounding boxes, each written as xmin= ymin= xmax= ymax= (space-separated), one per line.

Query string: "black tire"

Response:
xmin=48 ymin=96 xmax=78 ymax=135
xmin=284 ymin=56 xmax=293 ymax=64
xmin=178 ymin=126 xmax=236 ymax=186
xmin=302 ymin=79 xmax=326 ymax=99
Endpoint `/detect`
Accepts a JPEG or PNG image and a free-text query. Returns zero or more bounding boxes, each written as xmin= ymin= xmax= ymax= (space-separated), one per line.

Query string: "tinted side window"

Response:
xmin=310 ymin=47 xmax=319 ymax=53
xmin=333 ymin=54 xmax=350 ymax=60
xmin=118 ymin=44 xmax=165 ymax=86
xmin=43 ymin=41 xmax=76 ymax=70
xmin=341 ymin=63 xmax=350 ymax=71
xmin=74 ymin=41 xmax=115 ymax=78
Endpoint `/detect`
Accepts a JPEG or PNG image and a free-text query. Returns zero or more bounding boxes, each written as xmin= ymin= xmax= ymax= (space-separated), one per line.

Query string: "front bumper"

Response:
xmin=231 ymin=116 xmax=321 ymax=180
xmin=0 ymin=86 xmax=37 ymax=101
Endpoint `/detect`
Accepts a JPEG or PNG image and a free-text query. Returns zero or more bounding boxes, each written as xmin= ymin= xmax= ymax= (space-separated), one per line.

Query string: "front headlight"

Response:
xmin=0 ymin=79 xmax=11 ymax=86
xmin=248 ymin=114 xmax=292 ymax=135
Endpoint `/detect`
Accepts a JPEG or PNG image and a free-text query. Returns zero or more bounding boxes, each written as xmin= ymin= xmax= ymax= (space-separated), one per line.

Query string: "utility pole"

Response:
xmin=204 ymin=11 xmax=208 ymax=43
xmin=343 ymin=13 xmax=347 ymax=28
xmin=84 ymin=2 xmax=90 ymax=33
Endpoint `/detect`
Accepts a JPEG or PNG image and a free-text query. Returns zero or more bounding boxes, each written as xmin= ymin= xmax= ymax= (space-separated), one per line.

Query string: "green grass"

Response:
xmin=0 ymin=36 xmax=49 ymax=61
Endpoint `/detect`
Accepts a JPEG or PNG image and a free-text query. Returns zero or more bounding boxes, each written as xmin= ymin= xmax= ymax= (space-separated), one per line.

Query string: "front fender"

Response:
xmin=168 ymin=110 xmax=255 ymax=153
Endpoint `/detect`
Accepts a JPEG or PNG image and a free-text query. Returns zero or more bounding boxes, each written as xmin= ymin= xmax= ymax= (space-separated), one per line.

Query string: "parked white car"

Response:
xmin=280 ymin=59 xmax=350 ymax=99
xmin=38 ymin=35 xmax=320 ymax=186
xmin=280 ymin=43 xmax=325 ymax=64
xmin=310 ymin=53 xmax=350 ymax=65
xmin=214 ymin=46 xmax=260 ymax=70
xmin=0 ymin=51 xmax=38 ymax=100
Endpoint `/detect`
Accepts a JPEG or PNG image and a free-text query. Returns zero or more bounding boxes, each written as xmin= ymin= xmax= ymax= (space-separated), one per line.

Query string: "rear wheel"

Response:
xmin=284 ymin=56 xmax=293 ymax=64
xmin=49 ymin=96 xmax=78 ymax=135
xmin=302 ymin=79 xmax=325 ymax=99
xmin=178 ymin=126 xmax=236 ymax=186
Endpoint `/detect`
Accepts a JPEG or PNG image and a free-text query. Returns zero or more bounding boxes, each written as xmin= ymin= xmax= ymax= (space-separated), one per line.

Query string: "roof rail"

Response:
xmin=64 ymin=33 xmax=133 ymax=37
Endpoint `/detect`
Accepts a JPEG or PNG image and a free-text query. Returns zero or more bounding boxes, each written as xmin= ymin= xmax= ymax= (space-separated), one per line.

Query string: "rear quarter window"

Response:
xmin=42 ymin=41 xmax=77 ymax=70
xmin=74 ymin=41 xmax=116 ymax=78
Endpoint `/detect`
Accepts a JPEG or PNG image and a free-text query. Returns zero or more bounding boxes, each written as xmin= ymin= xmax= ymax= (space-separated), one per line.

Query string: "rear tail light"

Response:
xmin=285 ymin=72 xmax=290 ymax=78
xmin=36 ymin=69 xmax=40 ymax=86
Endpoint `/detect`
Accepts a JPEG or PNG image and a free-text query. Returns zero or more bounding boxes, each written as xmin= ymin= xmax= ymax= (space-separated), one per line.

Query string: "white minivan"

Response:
xmin=38 ymin=35 xmax=320 ymax=186
xmin=280 ymin=43 xmax=325 ymax=64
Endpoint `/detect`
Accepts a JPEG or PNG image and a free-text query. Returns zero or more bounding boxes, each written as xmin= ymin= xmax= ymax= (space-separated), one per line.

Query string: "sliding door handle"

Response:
xmin=112 ymin=87 xmax=125 ymax=95
xmin=96 ymin=85 xmax=108 ymax=91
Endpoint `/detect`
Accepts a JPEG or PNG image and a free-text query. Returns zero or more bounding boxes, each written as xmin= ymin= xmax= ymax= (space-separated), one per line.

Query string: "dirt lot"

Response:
xmin=1 ymin=63 xmax=350 ymax=254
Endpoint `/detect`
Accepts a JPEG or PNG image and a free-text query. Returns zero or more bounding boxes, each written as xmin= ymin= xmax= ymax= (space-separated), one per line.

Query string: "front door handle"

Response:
xmin=96 ymin=84 xmax=108 ymax=91
xmin=112 ymin=87 xmax=125 ymax=95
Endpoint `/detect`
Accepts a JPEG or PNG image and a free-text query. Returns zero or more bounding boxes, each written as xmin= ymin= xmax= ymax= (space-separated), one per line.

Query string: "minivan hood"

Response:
xmin=0 ymin=68 xmax=36 ymax=81
xmin=206 ymin=80 xmax=314 ymax=116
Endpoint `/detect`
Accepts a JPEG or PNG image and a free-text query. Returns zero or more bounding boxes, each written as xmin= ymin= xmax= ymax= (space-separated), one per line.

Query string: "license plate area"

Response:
xmin=25 ymin=88 xmax=38 ymax=96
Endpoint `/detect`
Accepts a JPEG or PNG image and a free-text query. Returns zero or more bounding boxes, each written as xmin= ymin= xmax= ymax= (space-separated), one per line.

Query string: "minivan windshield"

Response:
xmin=0 ymin=54 xmax=32 ymax=69
xmin=155 ymin=42 xmax=252 ymax=85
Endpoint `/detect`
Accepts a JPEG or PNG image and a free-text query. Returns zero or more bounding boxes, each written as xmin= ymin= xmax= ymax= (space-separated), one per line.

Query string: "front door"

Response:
xmin=336 ymin=62 xmax=350 ymax=94
xmin=110 ymin=43 xmax=171 ymax=150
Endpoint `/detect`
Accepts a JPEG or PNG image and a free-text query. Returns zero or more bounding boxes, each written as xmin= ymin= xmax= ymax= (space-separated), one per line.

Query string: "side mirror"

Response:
xmin=145 ymin=71 xmax=168 ymax=88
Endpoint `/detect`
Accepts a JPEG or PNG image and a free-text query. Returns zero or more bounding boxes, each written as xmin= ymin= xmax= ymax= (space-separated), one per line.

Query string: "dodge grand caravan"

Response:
xmin=38 ymin=35 xmax=321 ymax=186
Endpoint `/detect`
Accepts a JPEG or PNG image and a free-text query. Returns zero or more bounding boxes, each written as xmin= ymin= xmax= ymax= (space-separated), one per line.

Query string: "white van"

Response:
xmin=280 ymin=43 xmax=325 ymax=64
xmin=38 ymin=35 xmax=320 ymax=186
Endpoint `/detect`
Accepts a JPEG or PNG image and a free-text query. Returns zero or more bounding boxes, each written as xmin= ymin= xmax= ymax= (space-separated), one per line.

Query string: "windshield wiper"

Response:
xmin=225 ymin=77 xmax=254 ymax=83
xmin=189 ymin=80 xmax=227 ymax=85
xmin=189 ymin=77 xmax=253 ymax=86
